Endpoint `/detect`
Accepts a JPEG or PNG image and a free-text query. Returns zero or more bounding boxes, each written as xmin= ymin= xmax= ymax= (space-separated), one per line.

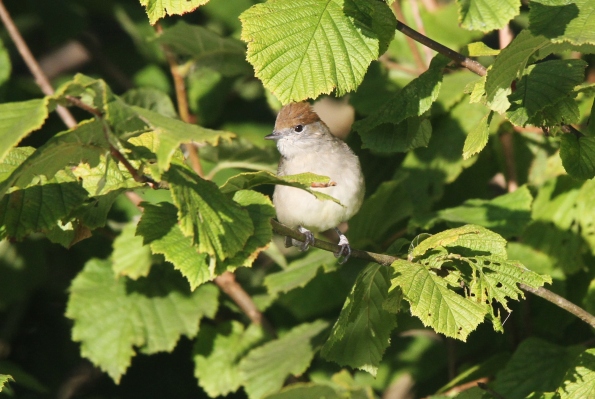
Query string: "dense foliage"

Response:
xmin=0 ymin=0 xmax=594 ymax=398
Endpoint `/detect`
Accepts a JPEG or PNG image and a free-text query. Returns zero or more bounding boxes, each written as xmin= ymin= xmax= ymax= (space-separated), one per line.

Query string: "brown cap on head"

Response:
xmin=274 ymin=102 xmax=321 ymax=131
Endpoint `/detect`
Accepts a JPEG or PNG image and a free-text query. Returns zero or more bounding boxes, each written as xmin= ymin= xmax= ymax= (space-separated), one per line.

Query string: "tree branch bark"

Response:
xmin=271 ymin=220 xmax=595 ymax=330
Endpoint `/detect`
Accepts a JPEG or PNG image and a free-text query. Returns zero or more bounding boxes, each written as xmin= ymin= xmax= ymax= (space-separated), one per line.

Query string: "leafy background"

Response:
xmin=0 ymin=0 xmax=594 ymax=398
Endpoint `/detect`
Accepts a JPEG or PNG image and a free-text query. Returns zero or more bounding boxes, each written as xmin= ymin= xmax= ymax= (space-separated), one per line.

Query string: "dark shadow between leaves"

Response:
xmin=529 ymin=3 xmax=579 ymax=41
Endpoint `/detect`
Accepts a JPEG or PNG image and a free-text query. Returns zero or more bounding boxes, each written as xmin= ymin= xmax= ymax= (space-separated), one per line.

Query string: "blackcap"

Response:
xmin=265 ymin=102 xmax=365 ymax=263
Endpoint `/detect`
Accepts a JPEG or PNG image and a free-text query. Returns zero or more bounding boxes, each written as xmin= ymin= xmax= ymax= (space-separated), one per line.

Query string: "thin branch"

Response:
xmin=395 ymin=20 xmax=487 ymax=77
xmin=519 ymin=284 xmax=595 ymax=329
xmin=0 ymin=0 xmax=77 ymax=129
xmin=65 ymin=95 xmax=103 ymax=118
xmin=271 ymin=220 xmax=595 ymax=330
xmin=215 ymin=272 xmax=276 ymax=337
xmin=477 ymin=383 xmax=508 ymax=399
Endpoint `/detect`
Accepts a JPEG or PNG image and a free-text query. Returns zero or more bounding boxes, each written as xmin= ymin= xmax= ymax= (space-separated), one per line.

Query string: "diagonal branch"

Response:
xmin=0 ymin=0 xmax=77 ymax=128
xmin=271 ymin=219 xmax=595 ymax=330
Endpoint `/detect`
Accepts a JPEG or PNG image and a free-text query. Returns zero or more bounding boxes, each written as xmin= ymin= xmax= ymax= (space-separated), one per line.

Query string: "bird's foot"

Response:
xmin=294 ymin=226 xmax=315 ymax=251
xmin=334 ymin=228 xmax=351 ymax=264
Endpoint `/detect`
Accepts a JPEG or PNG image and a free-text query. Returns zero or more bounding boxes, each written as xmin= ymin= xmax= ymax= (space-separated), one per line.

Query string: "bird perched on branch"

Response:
xmin=265 ymin=102 xmax=364 ymax=263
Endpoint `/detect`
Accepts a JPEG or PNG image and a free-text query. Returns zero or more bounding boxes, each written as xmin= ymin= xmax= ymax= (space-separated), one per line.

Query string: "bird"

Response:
xmin=265 ymin=102 xmax=365 ymax=263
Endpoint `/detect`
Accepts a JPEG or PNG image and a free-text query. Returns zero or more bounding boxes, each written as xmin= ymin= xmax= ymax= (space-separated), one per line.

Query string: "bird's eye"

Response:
xmin=294 ymin=124 xmax=303 ymax=132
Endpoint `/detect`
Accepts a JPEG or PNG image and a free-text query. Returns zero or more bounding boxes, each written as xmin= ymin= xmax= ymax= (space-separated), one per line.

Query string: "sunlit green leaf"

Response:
xmin=139 ymin=0 xmax=210 ymax=25
xmin=0 ymin=99 xmax=48 ymax=165
xmin=112 ymin=220 xmax=152 ymax=279
xmin=240 ymin=0 xmax=396 ymax=103
xmin=462 ymin=112 xmax=491 ymax=159
xmin=66 ymin=259 xmax=218 ymax=382
xmin=557 ymin=348 xmax=595 ymax=399
xmin=264 ymin=251 xmax=338 ymax=295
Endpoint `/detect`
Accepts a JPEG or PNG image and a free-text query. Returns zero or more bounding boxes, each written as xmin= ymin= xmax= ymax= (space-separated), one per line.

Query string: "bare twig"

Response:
xmin=477 ymin=383 xmax=507 ymax=399
xmin=442 ymin=378 xmax=490 ymax=396
xmin=215 ymin=272 xmax=276 ymax=337
xmin=519 ymin=284 xmax=595 ymax=329
xmin=271 ymin=220 xmax=595 ymax=330
xmin=0 ymin=0 xmax=77 ymax=128
xmin=395 ymin=20 xmax=487 ymax=77
xmin=498 ymin=26 xmax=517 ymax=193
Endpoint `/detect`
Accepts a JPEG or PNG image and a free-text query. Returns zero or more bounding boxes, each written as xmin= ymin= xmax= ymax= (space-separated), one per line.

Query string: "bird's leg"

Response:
xmin=334 ymin=227 xmax=351 ymax=264
xmin=290 ymin=226 xmax=314 ymax=251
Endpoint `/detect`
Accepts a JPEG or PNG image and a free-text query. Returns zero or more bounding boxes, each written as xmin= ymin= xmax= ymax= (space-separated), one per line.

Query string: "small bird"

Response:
xmin=265 ymin=102 xmax=365 ymax=263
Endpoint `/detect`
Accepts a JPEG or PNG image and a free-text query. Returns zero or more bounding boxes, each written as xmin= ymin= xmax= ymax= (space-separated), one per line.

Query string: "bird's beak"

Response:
xmin=264 ymin=130 xmax=281 ymax=140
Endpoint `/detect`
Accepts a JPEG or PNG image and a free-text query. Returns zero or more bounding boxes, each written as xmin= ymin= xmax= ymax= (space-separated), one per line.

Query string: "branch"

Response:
xmin=0 ymin=0 xmax=77 ymax=129
xmin=271 ymin=219 xmax=595 ymax=330
xmin=395 ymin=20 xmax=487 ymax=77
xmin=392 ymin=2 xmax=427 ymax=71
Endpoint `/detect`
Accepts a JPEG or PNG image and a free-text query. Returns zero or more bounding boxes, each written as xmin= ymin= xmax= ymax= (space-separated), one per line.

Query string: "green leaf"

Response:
xmin=423 ymin=185 xmax=533 ymax=238
xmin=347 ymin=178 xmax=413 ymax=249
xmin=215 ymin=190 xmax=276 ymax=274
xmin=557 ymin=348 xmax=595 ymax=399
xmin=462 ymin=112 xmax=491 ymax=159
xmin=139 ymin=0 xmax=210 ymax=25
xmin=70 ymin=153 xmax=142 ymax=196
xmin=0 ymin=180 xmax=88 ymax=241
xmin=358 ymin=116 xmax=432 ymax=154
xmin=240 ymin=0 xmax=396 ymax=103
xmin=193 ymin=321 xmax=266 ymax=397
xmin=492 ymin=338 xmax=583 ymax=399
xmin=0 ymin=375 xmax=13 ymax=392
xmin=506 ymin=59 xmax=587 ymax=126
xmin=239 ymin=320 xmax=329 ymax=399
xmin=467 ymin=41 xmax=500 ymax=56
xmin=321 ymin=264 xmax=397 ymax=376
xmin=353 ymin=55 xmax=450 ymax=139
xmin=264 ymin=384 xmax=342 ymax=399
xmin=560 ymin=135 xmax=595 ymax=180
xmin=112 ymin=220 xmax=152 ymax=280
xmin=52 ymin=74 xmax=115 ymax=116
xmin=484 ymin=30 xmax=551 ymax=113
xmin=156 ymin=21 xmax=251 ymax=76
xmin=121 ymin=87 xmax=177 ymax=118
xmin=136 ymin=202 xmax=210 ymax=289
xmin=0 ymin=147 xmax=35 ymax=184
xmin=220 ymin=171 xmax=341 ymax=204
xmin=576 ymin=179 xmax=595 ymax=254
xmin=391 ymin=258 xmax=487 ymax=341
xmin=0 ymin=38 xmax=11 ymax=87
xmin=0 ymin=99 xmax=48 ymax=165
xmin=130 ymin=106 xmax=234 ymax=176
xmin=529 ymin=0 xmax=595 ymax=46
xmin=264 ymin=251 xmax=338 ymax=296
xmin=409 ymin=224 xmax=507 ymax=260
xmin=166 ymin=165 xmax=253 ymax=261
xmin=457 ymin=0 xmax=520 ymax=32
xmin=66 ymin=258 xmax=218 ymax=383
xmin=0 ymin=119 xmax=108 ymax=198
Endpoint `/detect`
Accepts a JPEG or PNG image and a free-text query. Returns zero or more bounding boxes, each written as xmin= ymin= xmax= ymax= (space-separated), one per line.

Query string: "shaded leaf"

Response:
xmin=194 ymin=321 xmax=266 ymax=397
xmin=264 ymin=251 xmax=338 ymax=296
xmin=121 ymin=87 xmax=177 ymax=118
xmin=492 ymin=338 xmax=583 ymax=399
xmin=240 ymin=320 xmax=329 ymax=399
xmin=321 ymin=264 xmax=397 ymax=376
xmin=240 ymin=0 xmax=396 ymax=103
xmin=529 ymin=0 xmax=595 ymax=46
xmin=560 ymin=135 xmax=595 ymax=180
xmin=457 ymin=0 xmax=520 ymax=32
xmin=157 ymin=20 xmax=251 ymax=76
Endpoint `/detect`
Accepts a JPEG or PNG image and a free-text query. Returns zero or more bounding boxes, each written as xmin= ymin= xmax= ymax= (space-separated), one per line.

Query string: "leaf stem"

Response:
xmin=0 ymin=0 xmax=77 ymax=129
xmin=271 ymin=219 xmax=595 ymax=330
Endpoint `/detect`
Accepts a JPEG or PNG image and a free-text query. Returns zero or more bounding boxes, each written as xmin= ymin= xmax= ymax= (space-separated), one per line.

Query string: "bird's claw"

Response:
xmin=297 ymin=226 xmax=315 ymax=251
xmin=334 ymin=228 xmax=351 ymax=264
